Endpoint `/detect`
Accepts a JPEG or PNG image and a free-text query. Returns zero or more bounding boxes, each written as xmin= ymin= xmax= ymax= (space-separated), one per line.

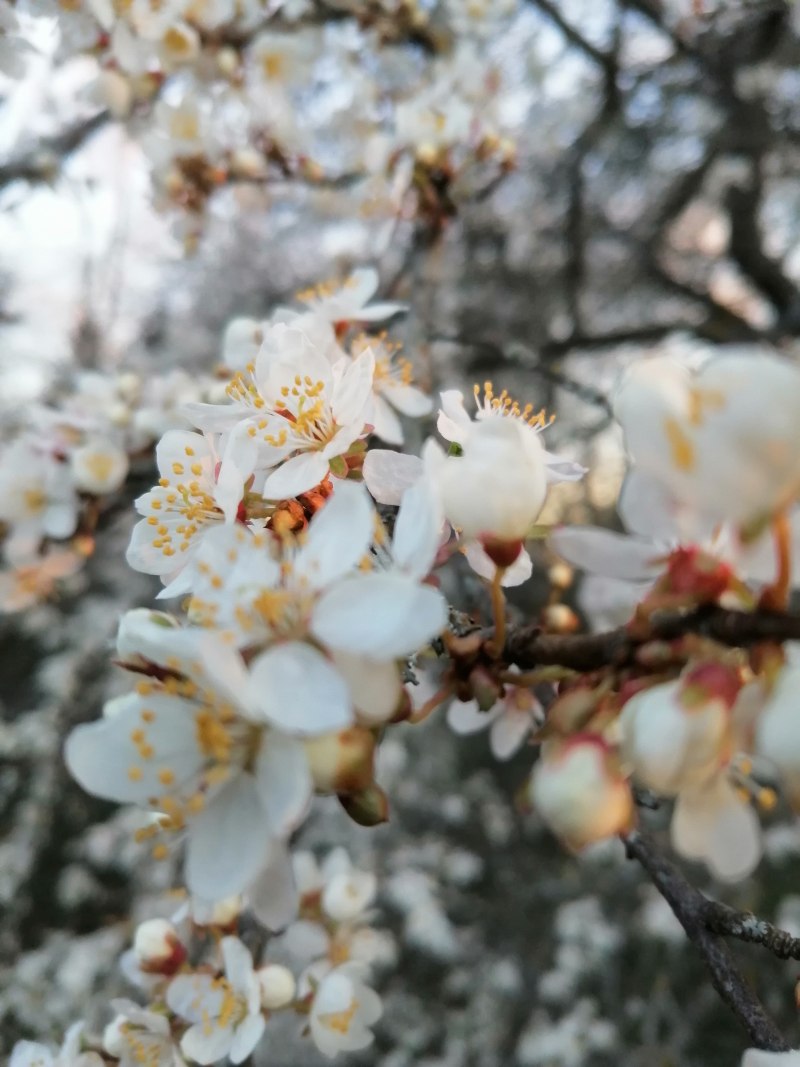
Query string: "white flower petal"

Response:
xmin=392 ymin=477 xmax=444 ymax=578
xmin=362 ymin=449 xmax=423 ymax=505
xmin=180 ymin=1021 xmax=233 ymax=1066
xmin=255 ymin=731 xmax=312 ymax=834
xmin=248 ymin=642 xmax=353 ymax=735
xmin=490 ymin=709 xmax=533 ymax=760
xmin=312 ymin=573 xmax=447 ymax=659
xmin=185 ymin=774 xmax=272 ymax=899
xmin=371 ymin=394 xmax=404 ymax=446
xmin=381 ymin=382 xmax=433 ymax=418
xmin=263 ymin=452 xmax=330 ymax=499
xmin=248 ymin=840 xmax=298 ymax=931
xmin=294 ymin=481 xmax=373 ymax=588
xmin=447 ymin=698 xmax=498 ymax=735
xmin=230 ymin=1014 xmax=265 ymax=1064
xmin=332 ymin=651 xmax=401 ymax=725
xmin=549 ymin=526 xmax=662 ymax=581
xmin=333 ymin=348 xmax=374 ymax=426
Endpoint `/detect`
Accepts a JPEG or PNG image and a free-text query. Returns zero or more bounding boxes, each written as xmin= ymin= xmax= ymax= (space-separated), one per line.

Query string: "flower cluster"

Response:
xmin=0 ymin=367 xmax=222 ymax=613
xmin=7 ymin=2 xmax=520 ymax=241
xmin=10 ymin=848 xmax=385 ymax=1064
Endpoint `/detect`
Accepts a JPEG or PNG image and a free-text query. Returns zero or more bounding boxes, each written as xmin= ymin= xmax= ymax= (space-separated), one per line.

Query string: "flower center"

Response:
xmin=320 ymin=999 xmax=358 ymax=1035
xmin=473 ymin=381 xmax=555 ymax=430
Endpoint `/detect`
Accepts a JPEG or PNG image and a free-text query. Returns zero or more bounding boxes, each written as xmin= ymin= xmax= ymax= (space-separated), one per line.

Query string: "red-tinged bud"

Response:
xmin=664 ymin=546 xmax=733 ymax=601
xmin=339 ymin=783 xmax=390 ymax=827
xmin=479 ymin=535 xmax=523 ymax=569
xmin=680 ymin=662 xmax=741 ymax=711
xmin=133 ymin=919 xmax=186 ymax=975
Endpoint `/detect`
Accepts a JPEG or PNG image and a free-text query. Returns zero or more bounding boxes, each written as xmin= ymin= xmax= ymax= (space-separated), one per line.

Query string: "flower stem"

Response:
xmin=762 ymin=511 xmax=792 ymax=611
xmin=487 ymin=566 xmax=507 ymax=659
xmin=409 ymin=684 xmax=453 ymax=725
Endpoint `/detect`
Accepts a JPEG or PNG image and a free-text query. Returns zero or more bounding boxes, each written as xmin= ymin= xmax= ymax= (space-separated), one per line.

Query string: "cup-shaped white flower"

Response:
xmin=167 ymin=937 xmax=265 ymax=1065
xmin=65 ymin=621 xmax=312 ymax=900
xmin=70 ymin=438 xmax=129 ymax=495
xmin=11 ymin=1023 xmax=103 ymax=1067
xmin=528 ymin=736 xmax=634 ymax=850
xmin=103 ymin=999 xmax=184 ymax=1067
xmin=0 ymin=438 xmax=78 ymax=560
xmin=620 ymin=667 xmax=736 ymax=796
xmin=431 ymin=416 xmax=547 ymax=565
xmin=292 ymin=268 xmax=405 ymax=327
xmin=670 ymin=771 xmax=761 ymax=883
xmin=309 ymin=963 xmax=383 ymax=1058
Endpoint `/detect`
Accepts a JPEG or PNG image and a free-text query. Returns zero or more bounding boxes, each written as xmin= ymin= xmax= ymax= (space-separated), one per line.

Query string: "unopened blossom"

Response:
xmin=352 ymin=333 xmax=433 ymax=446
xmin=70 ymin=439 xmax=129 ymax=495
xmin=257 ymin=964 xmax=297 ymax=1009
xmin=167 ymin=936 xmax=265 ymax=1065
xmin=186 ymin=323 xmax=375 ymax=499
xmin=133 ymin=918 xmax=186 ymax=974
xmin=447 ymin=670 xmax=542 ymax=759
xmin=528 ymin=736 xmax=634 ymax=850
xmin=10 ymin=1023 xmax=102 ymax=1067
xmin=309 ymin=963 xmax=383 ymax=1058
xmin=0 ymin=439 xmax=79 ymax=561
xmin=65 ymin=616 xmax=312 ymax=899
xmin=183 ymin=481 xmax=447 ymax=730
xmin=621 ymin=666 xmax=761 ymax=881
xmin=614 ymin=352 xmax=800 ymax=529
xmin=103 ymin=1000 xmax=185 ymax=1067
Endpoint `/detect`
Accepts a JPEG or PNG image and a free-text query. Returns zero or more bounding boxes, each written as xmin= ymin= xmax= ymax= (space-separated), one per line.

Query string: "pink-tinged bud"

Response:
xmin=133 ymin=919 xmax=186 ymax=975
xmin=528 ymin=735 xmax=634 ymax=850
xmin=680 ymin=663 xmax=741 ymax=711
xmin=663 ymin=546 xmax=732 ymax=601
xmin=304 ymin=727 xmax=376 ymax=795
xmin=339 ymin=783 xmax=390 ymax=827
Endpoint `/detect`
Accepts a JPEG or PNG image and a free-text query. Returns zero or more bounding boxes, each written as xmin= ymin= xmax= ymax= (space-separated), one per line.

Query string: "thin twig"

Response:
xmin=624 ymin=830 xmax=790 ymax=1051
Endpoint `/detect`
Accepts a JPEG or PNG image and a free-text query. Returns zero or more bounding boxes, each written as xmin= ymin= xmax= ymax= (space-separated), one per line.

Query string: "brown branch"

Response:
xmin=705 ymin=901 xmax=800 ymax=961
xmin=624 ymin=831 xmax=790 ymax=1051
xmin=503 ymin=605 xmax=800 ymax=672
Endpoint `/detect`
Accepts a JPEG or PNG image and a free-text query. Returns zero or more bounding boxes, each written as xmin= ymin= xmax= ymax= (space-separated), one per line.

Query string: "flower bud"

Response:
xmin=528 ymin=736 xmax=634 ymax=850
xmin=304 ymin=727 xmax=376 ymax=795
xmin=258 ymin=964 xmax=297 ymax=1010
xmin=339 ymin=783 xmax=390 ymax=827
xmin=133 ymin=918 xmax=186 ymax=975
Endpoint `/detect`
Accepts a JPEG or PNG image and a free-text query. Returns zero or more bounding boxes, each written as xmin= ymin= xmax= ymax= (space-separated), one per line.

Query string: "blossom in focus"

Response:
xmin=447 ymin=668 xmax=542 ymax=759
xmin=186 ymin=324 xmax=375 ymax=499
xmin=184 ymin=480 xmax=447 ymax=729
xmin=528 ymin=735 xmax=634 ymax=850
xmin=614 ymin=352 xmax=800 ymax=530
xmin=126 ymin=430 xmax=232 ymax=594
xmin=309 ymin=963 xmax=383 ymax=1058
xmin=167 ymin=937 xmax=264 ymax=1065
xmin=65 ymin=616 xmax=312 ymax=899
